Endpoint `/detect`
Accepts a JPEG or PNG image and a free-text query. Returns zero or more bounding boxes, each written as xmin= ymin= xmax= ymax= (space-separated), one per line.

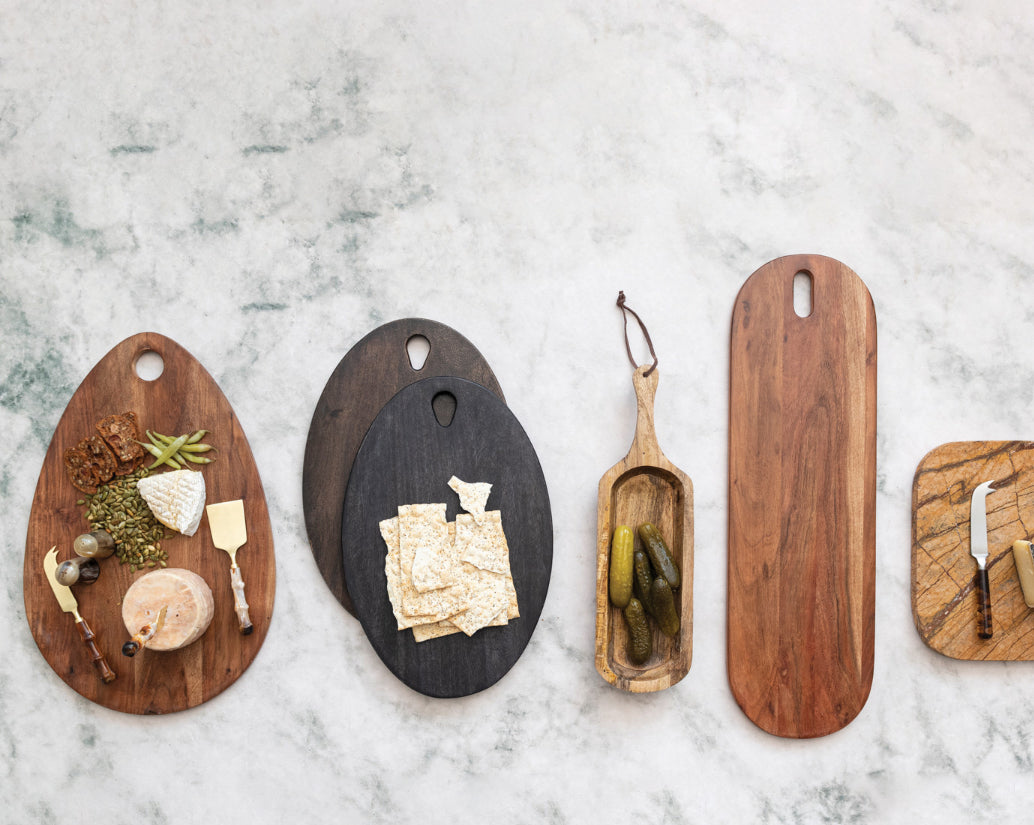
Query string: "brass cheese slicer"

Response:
xmin=206 ymin=499 xmax=253 ymax=634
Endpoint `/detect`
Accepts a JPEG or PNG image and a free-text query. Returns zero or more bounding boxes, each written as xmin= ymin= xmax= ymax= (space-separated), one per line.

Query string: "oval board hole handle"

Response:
xmin=793 ymin=270 xmax=813 ymax=318
xmin=432 ymin=391 xmax=456 ymax=427
xmin=406 ymin=334 xmax=430 ymax=371
xmin=134 ymin=350 xmax=165 ymax=381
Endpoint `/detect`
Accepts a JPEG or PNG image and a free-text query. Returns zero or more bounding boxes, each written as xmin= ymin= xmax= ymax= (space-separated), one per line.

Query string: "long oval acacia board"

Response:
xmin=24 ymin=332 xmax=275 ymax=714
xmin=342 ymin=376 xmax=552 ymax=698
xmin=304 ymin=319 xmax=504 ymax=615
xmin=728 ymin=254 xmax=876 ymax=738
xmin=913 ymin=441 xmax=1034 ymax=660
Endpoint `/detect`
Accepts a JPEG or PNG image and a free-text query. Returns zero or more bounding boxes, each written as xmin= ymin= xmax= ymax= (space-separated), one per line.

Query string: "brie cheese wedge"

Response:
xmin=137 ymin=470 xmax=206 ymax=536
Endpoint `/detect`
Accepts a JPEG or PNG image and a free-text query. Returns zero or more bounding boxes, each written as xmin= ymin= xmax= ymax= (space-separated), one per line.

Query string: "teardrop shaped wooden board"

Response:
xmin=728 ymin=254 xmax=876 ymax=738
xmin=24 ymin=332 xmax=275 ymax=714
xmin=341 ymin=376 xmax=552 ymax=698
xmin=913 ymin=441 xmax=1034 ymax=660
xmin=595 ymin=366 xmax=694 ymax=692
xmin=304 ymin=319 xmax=504 ymax=615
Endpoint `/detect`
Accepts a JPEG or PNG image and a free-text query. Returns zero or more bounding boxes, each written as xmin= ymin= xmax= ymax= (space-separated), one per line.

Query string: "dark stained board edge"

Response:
xmin=303 ymin=319 xmax=505 ymax=615
xmin=341 ymin=376 xmax=551 ymax=698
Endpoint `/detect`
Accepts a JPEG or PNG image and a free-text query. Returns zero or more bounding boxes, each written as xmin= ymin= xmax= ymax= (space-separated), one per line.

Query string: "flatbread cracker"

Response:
xmin=381 ymin=517 xmax=441 ymax=629
xmin=401 ymin=503 xmax=456 ymax=593
xmin=382 ymin=515 xmax=464 ymax=628
xmin=412 ymin=620 xmax=463 ymax=642
xmin=449 ymin=476 xmax=492 ymax=525
xmin=449 ymin=567 xmax=511 ymax=636
xmin=381 ymin=477 xmax=519 ymax=641
xmin=455 ymin=511 xmax=511 ymax=575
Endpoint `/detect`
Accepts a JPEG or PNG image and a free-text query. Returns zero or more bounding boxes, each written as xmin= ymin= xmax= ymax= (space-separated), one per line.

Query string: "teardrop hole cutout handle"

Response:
xmin=432 ymin=391 xmax=456 ymax=427
xmin=406 ymin=334 xmax=430 ymax=371
xmin=134 ymin=349 xmax=165 ymax=382
xmin=793 ymin=270 xmax=813 ymax=318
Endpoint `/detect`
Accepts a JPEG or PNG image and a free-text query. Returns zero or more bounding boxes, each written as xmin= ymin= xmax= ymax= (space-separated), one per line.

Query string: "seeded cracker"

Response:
xmin=397 ymin=507 xmax=469 ymax=623
xmin=381 ymin=515 xmax=457 ymax=629
xmin=448 ymin=476 xmax=492 ymax=525
xmin=455 ymin=511 xmax=511 ymax=575
xmin=449 ymin=567 xmax=511 ymax=635
xmin=379 ymin=477 xmax=519 ymax=641
xmin=403 ymin=503 xmax=456 ymax=592
xmin=412 ymin=619 xmax=462 ymax=642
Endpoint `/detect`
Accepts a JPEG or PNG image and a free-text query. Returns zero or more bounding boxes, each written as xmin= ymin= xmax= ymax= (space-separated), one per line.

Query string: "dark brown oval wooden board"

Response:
xmin=341 ymin=376 xmax=551 ymax=698
xmin=595 ymin=366 xmax=693 ymax=692
xmin=728 ymin=254 xmax=876 ymax=739
xmin=24 ymin=332 xmax=275 ymax=714
xmin=303 ymin=319 xmax=504 ymax=615
xmin=913 ymin=441 xmax=1034 ymax=660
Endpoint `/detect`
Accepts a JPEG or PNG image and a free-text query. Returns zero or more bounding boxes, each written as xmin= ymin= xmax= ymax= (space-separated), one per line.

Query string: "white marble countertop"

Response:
xmin=4 ymin=2 xmax=1034 ymax=822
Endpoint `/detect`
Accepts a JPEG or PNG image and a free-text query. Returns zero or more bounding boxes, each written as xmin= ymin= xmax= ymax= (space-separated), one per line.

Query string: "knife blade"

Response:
xmin=969 ymin=480 xmax=996 ymax=639
xmin=43 ymin=546 xmax=116 ymax=683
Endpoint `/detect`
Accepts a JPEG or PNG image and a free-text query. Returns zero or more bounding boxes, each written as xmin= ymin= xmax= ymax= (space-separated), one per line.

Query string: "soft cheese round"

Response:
xmin=122 ymin=568 xmax=215 ymax=651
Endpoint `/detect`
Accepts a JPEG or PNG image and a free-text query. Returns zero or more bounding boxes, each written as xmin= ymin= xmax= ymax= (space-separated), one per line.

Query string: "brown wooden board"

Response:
xmin=912 ymin=441 xmax=1034 ymax=660
xmin=24 ymin=332 xmax=275 ymax=714
xmin=728 ymin=254 xmax=876 ymax=738
xmin=341 ymin=376 xmax=551 ymax=698
xmin=595 ymin=366 xmax=693 ymax=692
xmin=303 ymin=319 xmax=504 ymax=615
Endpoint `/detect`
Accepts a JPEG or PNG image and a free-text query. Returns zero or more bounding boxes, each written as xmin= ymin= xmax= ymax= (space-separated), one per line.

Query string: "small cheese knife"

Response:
xmin=122 ymin=605 xmax=168 ymax=657
xmin=970 ymin=480 xmax=997 ymax=639
xmin=206 ymin=499 xmax=253 ymax=634
xmin=43 ymin=546 xmax=116 ymax=683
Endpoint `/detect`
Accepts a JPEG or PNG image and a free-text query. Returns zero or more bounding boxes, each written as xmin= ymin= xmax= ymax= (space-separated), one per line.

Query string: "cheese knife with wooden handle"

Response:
xmin=970 ymin=480 xmax=996 ymax=639
xmin=42 ymin=546 xmax=116 ymax=683
xmin=122 ymin=605 xmax=167 ymax=657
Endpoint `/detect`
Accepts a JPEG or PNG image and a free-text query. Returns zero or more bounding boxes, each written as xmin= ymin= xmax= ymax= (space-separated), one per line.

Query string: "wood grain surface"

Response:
xmin=24 ymin=332 xmax=275 ymax=714
xmin=341 ymin=376 xmax=551 ymax=698
xmin=912 ymin=441 xmax=1034 ymax=660
xmin=728 ymin=254 xmax=876 ymax=738
xmin=303 ymin=319 xmax=504 ymax=615
xmin=595 ymin=366 xmax=693 ymax=692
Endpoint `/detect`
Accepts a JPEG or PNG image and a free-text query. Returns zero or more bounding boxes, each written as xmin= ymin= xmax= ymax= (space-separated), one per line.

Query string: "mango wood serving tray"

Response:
xmin=913 ymin=440 xmax=1034 ymax=660
xmin=595 ymin=365 xmax=694 ymax=693
xmin=24 ymin=333 xmax=275 ymax=714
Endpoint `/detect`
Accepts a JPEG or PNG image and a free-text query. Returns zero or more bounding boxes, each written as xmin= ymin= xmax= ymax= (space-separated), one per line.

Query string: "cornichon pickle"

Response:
xmin=633 ymin=550 xmax=654 ymax=616
xmin=609 ymin=525 xmax=634 ymax=608
xmin=638 ymin=522 xmax=680 ymax=589
xmin=650 ymin=576 xmax=680 ymax=637
xmin=623 ymin=598 xmax=652 ymax=665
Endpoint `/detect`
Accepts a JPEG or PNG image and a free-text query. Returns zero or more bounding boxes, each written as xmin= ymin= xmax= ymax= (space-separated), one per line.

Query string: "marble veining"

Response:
xmin=4 ymin=0 xmax=1034 ymax=822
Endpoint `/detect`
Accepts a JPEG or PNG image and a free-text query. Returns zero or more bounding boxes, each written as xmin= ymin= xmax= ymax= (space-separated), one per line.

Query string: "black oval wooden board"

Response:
xmin=342 ymin=376 xmax=552 ymax=698
xmin=304 ymin=319 xmax=505 ymax=616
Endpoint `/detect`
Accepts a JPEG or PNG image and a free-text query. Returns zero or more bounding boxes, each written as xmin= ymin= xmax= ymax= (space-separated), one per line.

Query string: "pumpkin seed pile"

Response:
xmin=77 ymin=467 xmax=168 ymax=570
